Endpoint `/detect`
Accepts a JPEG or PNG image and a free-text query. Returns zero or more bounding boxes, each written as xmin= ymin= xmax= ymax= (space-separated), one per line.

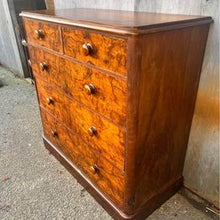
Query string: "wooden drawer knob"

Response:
xmin=88 ymin=126 xmax=97 ymax=136
xmin=28 ymin=59 xmax=32 ymax=67
xmin=47 ymin=97 xmax=54 ymax=105
xmin=34 ymin=29 xmax=44 ymax=39
xmin=82 ymin=43 xmax=93 ymax=56
xmin=21 ymin=39 xmax=28 ymax=47
xmin=90 ymin=164 xmax=99 ymax=174
xmin=39 ymin=62 xmax=48 ymax=71
xmin=84 ymin=84 xmax=96 ymax=95
xmin=51 ymin=130 xmax=58 ymax=137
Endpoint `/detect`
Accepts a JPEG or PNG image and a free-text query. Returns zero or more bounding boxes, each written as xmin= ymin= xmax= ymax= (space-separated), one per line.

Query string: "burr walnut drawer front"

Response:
xmin=62 ymin=27 xmax=127 ymax=75
xmin=35 ymin=78 xmax=125 ymax=171
xmin=23 ymin=19 xmax=62 ymax=52
xmin=41 ymin=109 xmax=124 ymax=205
xmin=29 ymin=47 xmax=126 ymax=127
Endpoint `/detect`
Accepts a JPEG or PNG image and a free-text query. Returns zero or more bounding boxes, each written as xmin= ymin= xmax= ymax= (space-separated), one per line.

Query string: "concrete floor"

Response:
xmin=0 ymin=65 xmax=212 ymax=219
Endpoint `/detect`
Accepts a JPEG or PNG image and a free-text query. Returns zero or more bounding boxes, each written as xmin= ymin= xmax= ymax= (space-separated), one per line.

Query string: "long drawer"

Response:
xmin=29 ymin=46 xmax=127 ymax=127
xmin=35 ymin=78 xmax=125 ymax=171
xmin=41 ymin=109 xmax=124 ymax=206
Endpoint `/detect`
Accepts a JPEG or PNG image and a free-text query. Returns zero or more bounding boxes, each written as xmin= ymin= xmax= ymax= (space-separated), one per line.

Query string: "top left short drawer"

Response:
xmin=23 ymin=19 xmax=62 ymax=52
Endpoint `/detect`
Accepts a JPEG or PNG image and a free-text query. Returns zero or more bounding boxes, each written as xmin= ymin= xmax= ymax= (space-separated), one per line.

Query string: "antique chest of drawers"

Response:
xmin=20 ymin=9 xmax=212 ymax=219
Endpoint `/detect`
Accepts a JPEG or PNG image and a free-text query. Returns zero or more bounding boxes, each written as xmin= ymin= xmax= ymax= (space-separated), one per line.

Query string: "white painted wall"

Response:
xmin=0 ymin=0 xmax=23 ymax=77
xmin=54 ymin=0 xmax=219 ymax=207
xmin=54 ymin=0 xmax=135 ymax=10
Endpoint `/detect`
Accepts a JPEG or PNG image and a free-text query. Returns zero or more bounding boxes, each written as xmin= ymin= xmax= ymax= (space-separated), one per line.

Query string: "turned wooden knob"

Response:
xmin=39 ymin=62 xmax=48 ymax=71
xmin=82 ymin=43 xmax=93 ymax=56
xmin=51 ymin=130 xmax=58 ymax=137
xmin=47 ymin=97 xmax=54 ymax=105
xmin=34 ymin=29 xmax=44 ymax=39
xmin=88 ymin=126 xmax=97 ymax=136
xmin=21 ymin=39 xmax=28 ymax=47
xmin=28 ymin=59 xmax=31 ymax=67
xmin=84 ymin=84 xmax=96 ymax=95
xmin=90 ymin=164 xmax=99 ymax=173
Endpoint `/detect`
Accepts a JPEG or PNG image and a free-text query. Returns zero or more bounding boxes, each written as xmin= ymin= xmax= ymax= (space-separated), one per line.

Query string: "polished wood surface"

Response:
xmin=62 ymin=27 xmax=127 ymax=75
xmin=21 ymin=8 xmax=212 ymax=219
xmin=20 ymin=9 xmax=212 ymax=35
xmin=125 ymin=24 xmax=211 ymax=212
xmin=41 ymin=110 xmax=124 ymax=206
xmin=23 ymin=18 xmax=62 ymax=52
xmin=29 ymin=46 xmax=127 ymax=126
xmin=35 ymin=78 xmax=125 ymax=171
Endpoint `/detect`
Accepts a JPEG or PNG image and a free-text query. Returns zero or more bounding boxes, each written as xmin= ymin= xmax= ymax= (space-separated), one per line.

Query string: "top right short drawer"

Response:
xmin=62 ymin=27 xmax=128 ymax=75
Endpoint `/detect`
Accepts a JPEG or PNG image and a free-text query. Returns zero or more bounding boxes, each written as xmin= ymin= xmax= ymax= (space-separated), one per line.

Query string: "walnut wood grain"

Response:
xmin=125 ymin=24 xmax=211 ymax=212
xmin=62 ymin=27 xmax=127 ymax=75
xmin=41 ymin=109 xmax=124 ymax=206
xmin=23 ymin=18 xmax=62 ymax=52
xmin=124 ymin=36 xmax=142 ymax=214
xmin=44 ymin=136 xmax=183 ymax=219
xmin=35 ymin=78 xmax=125 ymax=171
xmin=29 ymin=46 xmax=127 ymax=127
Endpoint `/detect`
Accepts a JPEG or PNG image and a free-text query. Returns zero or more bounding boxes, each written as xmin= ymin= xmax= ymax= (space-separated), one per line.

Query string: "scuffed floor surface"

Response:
xmin=0 ymin=66 xmax=212 ymax=219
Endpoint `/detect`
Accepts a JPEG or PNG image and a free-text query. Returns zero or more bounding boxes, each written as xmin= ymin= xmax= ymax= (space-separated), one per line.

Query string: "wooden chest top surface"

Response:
xmin=20 ymin=8 xmax=212 ymax=35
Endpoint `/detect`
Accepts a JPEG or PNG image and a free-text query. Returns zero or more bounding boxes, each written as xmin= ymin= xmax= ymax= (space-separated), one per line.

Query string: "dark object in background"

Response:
xmin=0 ymin=79 xmax=4 ymax=88
xmin=7 ymin=0 xmax=46 ymax=78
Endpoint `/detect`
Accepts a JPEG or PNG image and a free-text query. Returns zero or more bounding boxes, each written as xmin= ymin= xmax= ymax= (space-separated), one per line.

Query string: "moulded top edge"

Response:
xmin=20 ymin=9 xmax=213 ymax=36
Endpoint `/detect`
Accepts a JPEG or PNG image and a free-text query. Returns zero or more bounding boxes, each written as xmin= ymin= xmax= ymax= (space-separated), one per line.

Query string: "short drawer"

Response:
xmin=41 ymin=109 xmax=124 ymax=205
xmin=35 ymin=78 xmax=125 ymax=171
xmin=62 ymin=27 xmax=127 ymax=75
xmin=29 ymin=47 xmax=127 ymax=127
xmin=23 ymin=18 xmax=62 ymax=52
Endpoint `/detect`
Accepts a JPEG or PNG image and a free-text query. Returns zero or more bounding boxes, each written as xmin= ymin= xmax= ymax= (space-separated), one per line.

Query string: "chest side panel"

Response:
xmin=131 ymin=24 xmax=210 ymax=209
